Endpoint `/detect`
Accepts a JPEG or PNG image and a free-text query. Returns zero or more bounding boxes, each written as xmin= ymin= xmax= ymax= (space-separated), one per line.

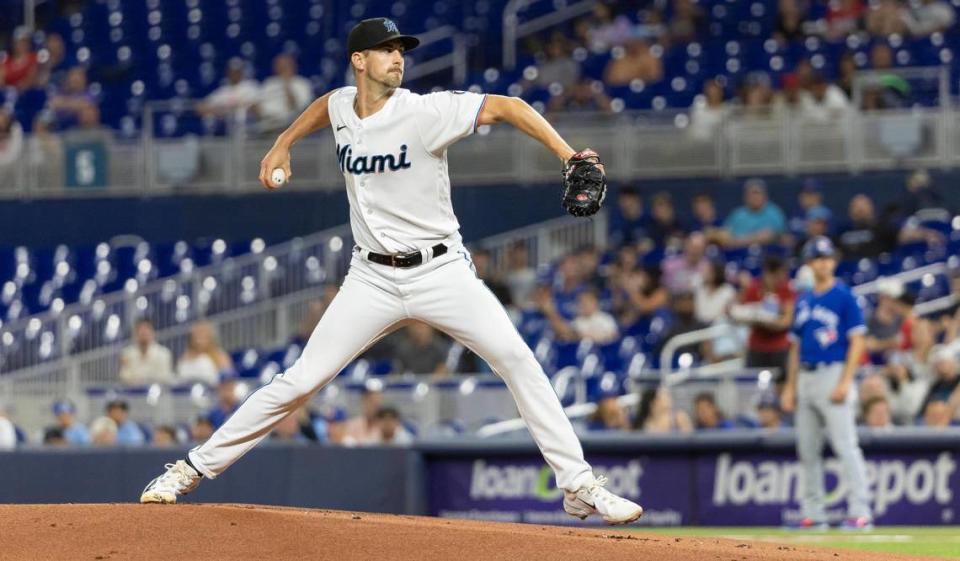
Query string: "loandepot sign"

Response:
xmin=712 ymin=452 xmax=956 ymax=515
xmin=469 ymin=460 xmax=644 ymax=501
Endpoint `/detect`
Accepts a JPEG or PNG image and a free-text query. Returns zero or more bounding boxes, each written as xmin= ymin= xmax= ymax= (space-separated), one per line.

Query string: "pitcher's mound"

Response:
xmin=0 ymin=504 xmax=923 ymax=561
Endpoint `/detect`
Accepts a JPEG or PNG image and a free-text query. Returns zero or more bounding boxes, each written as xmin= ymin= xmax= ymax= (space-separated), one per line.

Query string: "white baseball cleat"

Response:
xmin=563 ymin=475 xmax=644 ymax=525
xmin=140 ymin=460 xmax=202 ymax=504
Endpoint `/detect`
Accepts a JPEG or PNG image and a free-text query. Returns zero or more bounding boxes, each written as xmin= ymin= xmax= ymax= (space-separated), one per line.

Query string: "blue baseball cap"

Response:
xmin=52 ymin=399 xmax=76 ymax=416
xmin=801 ymin=178 xmax=822 ymax=193
xmin=806 ymin=205 xmax=832 ymax=222
xmin=802 ymin=236 xmax=836 ymax=260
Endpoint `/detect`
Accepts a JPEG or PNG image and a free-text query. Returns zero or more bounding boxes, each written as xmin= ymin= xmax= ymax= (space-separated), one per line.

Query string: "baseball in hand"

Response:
xmin=271 ymin=168 xmax=286 ymax=187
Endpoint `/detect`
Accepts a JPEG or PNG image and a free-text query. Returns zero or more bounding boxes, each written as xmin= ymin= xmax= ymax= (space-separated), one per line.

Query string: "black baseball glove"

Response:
xmin=561 ymin=148 xmax=606 ymax=217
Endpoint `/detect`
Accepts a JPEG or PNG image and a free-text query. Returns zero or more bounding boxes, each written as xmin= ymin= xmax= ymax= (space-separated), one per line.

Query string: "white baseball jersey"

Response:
xmin=327 ymin=86 xmax=487 ymax=254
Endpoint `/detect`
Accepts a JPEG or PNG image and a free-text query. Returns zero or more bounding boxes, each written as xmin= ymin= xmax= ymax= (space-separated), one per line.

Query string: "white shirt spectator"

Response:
xmin=694 ymin=283 xmax=736 ymax=324
xmin=688 ymin=98 xmax=727 ymax=141
xmin=572 ymin=310 xmax=619 ymax=343
xmin=204 ymin=79 xmax=260 ymax=114
xmin=799 ymin=84 xmax=850 ymax=123
xmin=902 ymin=1 xmax=955 ymax=36
xmin=257 ymin=75 xmax=313 ymax=130
xmin=0 ymin=414 xmax=16 ymax=450
xmin=120 ymin=342 xmax=175 ymax=385
xmin=178 ymin=354 xmax=221 ymax=386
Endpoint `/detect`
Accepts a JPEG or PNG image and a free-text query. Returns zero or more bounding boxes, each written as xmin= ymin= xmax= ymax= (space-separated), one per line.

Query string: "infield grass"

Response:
xmin=630 ymin=526 xmax=960 ymax=559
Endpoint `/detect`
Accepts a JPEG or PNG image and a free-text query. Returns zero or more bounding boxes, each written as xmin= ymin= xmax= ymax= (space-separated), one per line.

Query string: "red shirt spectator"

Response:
xmin=743 ymin=278 xmax=796 ymax=353
xmin=2 ymin=29 xmax=38 ymax=90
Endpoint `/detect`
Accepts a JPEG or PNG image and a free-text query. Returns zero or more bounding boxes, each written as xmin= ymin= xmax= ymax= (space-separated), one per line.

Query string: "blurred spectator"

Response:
xmin=756 ymin=393 xmax=784 ymax=431
xmin=104 ymin=399 xmax=145 ymax=446
xmin=343 ymin=386 xmax=384 ymax=445
xmin=618 ymin=267 xmax=670 ymax=330
xmin=0 ymin=107 xmax=24 ymax=182
xmin=690 ymin=191 xmax=722 ymax=233
xmin=191 ymin=415 xmax=214 ymax=443
xmin=271 ymin=409 xmax=309 ymax=442
xmin=861 ymin=396 xmax=894 ymax=429
xmin=609 ymin=186 xmax=648 ymax=247
xmin=207 ymin=376 xmax=244 ymax=428
xmin=920 ymin=349 xmax=960 ymax=416
xmin=837 ymin=51 xmax=858 ymax=99
xmin=505 ymin=242 xmax=537 ymax=307
xmin=774 ymin=0 xmax=809 ymax=43
xmin=737 ymin=72 xmax=775 ymax=119
xmin=788 ymin=179 xmax=824 ymax=239
xmin=119 ymin=318 xmax=175 ymax=386
xmin=587 ymin=394 xmax=630 ymax=431
xmin=688 ymin=79 xmax=728 ymax=141
xmin=324 ymin=406 xmax=349 ymax=445
xmin=879 ymin=360 xmax=930 ymax=424
xmin=89 ymin=416 xmax=118 ymax=446
xmin=799 ymin=74 xmax=851 ymax=124
xmin=824 ymin=0 xmax=866 ymax=40
xmin=835 ymin=194 xmax=898 ymax=259
xmin=694 ymin=261 xmax=737 ymax=325
xmin=1 ymin=27 xmax=38 ymax=90
xmin=646 ymin=191 xmax=687 ymax=248
xmin=662 ymin=232 xmax=709 ymax=294
xmin=34 ymin=32 xmax=70 ymax=87
xmin=658 ymin=291 xmax=712 ymax=363
xmin=48 ymin=66 xmax=96 ymax=125
xmin=693 ymin=392 xmax=734 ymax=430
xmin=471 ymin=249 xmax=512 ymax=306
xmin=772 ymin=73 xmax=804 ymax=117
xmin=552 ymin=254 xmax=587 ymax=319
xmin=394 ymin=322 xmax=450 ymax=375
xmin=256 ymin=53 xmax=313 ymax=132
xmin=865 ymin=280 xmax=910 ymax=358
xmin=538 ymin=288 xmax=618 ymax=344
xmin=734 ymin=255 xmax=796 ymax=383
xmin=871 ymin=43 xmax=894 ymax=70
xmin=632 ymin=386 xmax=693 ymax=433
xmin=196 ymin=58 xmax=260 ymax=118
xmin=152 ymin=425 xmax=179 ymax=446
xmin=373 ymin=406 xmax=414 ymax=446
xmin=50 ymin=399 xmax=90 ymax=446
xmin=530 ymin=33 xmax=580 ymax=91
xmin=901 ymin=0 xmax=955 ymax=37
xmin=292 ymin=285 xmax=338 ymax=347
xmin=603 ymin=40 xmax=663 ymax=86
xmin=720 ymin=179 xmax=787 ymax=248
xmin=921 ymin=400 xmax=954 ymax=428
xmin=899 ymin=169 xmax=945 ymax=216
xmin=178 ymin=320 xmax=234 ymax=386
xmin=27 ymin=111 xmax=64 ymax=187
xmin=668 ymin=0 xmax=706 ymax=44
xmin=582 ymin=3 xmax=635 ymax=51
xmin=43 ymin=427 xmax=67 ymax=446
xmin=794 ymin=205 xmax=833 ymax=253
xmin=867 ymin=0 xmax=908 ymax=37
xmin=547 ymin=78 xmax=612 ymax=113
xmin=0 ymin=404 xmax=15 ymax=450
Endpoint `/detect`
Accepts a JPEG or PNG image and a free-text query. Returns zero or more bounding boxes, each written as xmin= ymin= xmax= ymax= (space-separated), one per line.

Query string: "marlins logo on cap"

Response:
xmin=383 ymin=19 xmax=399 ymax=34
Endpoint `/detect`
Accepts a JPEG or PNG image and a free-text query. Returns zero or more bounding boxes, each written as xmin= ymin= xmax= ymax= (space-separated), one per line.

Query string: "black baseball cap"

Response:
xmin=802 ymin=236 xmax=836 ymax=260
xmin=347 ymin=18 xmax=419 ymax=56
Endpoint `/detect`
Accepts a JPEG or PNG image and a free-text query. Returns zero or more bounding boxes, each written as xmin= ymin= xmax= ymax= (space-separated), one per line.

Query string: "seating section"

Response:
xmin=5 ymin=0 xmax=960 ymax=134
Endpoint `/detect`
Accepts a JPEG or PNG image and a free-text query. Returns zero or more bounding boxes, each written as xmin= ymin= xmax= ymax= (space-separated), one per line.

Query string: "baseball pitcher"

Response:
xmin=140 ymin=18 xmax=639 ymax=524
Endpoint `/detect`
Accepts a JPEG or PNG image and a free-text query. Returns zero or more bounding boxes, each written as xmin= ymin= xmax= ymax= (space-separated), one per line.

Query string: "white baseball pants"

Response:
xmin=188 ymin=244 xmax=595 ymax=492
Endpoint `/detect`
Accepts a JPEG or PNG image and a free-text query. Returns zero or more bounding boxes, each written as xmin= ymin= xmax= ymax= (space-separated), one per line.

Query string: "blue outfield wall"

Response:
xmin=1 ymin=169 xmax=958 ymax=248
xmin=1 ymin=430 xmax=958 ymax=527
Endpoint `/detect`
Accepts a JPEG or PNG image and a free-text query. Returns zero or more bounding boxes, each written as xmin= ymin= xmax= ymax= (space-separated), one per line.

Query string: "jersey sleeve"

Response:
xmin=417 ymin=91 xmax=487 ymax=154
xmin=844 ymin=289 xmax=866 ymax=337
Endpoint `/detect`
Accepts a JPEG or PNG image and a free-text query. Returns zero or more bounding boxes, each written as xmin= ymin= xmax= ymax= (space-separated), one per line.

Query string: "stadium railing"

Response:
xmin=0 ymin=212 xmax=607 ymax=434
xmin=4 ymin=105 xmax=960 ymax=197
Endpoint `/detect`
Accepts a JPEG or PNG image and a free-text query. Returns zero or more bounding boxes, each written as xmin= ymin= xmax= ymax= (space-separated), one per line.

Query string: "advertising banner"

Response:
xmin=428 ymin=450 xmax=960 ymax=526
xmin=427 ymin=454 xmax=692 ymax=526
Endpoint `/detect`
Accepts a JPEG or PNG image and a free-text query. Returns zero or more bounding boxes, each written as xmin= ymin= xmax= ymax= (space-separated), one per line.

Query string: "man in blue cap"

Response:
xmin=782 ymin=236 xmax=872 ymax=530
xmin=51 ymin=399 xmax=91 ymax=446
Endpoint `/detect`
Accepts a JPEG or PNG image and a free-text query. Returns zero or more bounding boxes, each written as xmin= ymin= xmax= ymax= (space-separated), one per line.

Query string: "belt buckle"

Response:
xmin=390 ymin=254 xmax=398 ymax=267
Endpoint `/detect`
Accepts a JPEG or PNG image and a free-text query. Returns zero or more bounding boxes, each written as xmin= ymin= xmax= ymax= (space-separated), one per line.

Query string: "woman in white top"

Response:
xmin=178 ymin=321 xmax=234 ymax=386
xmin=694 ymin=261 xmax=736 ymax=324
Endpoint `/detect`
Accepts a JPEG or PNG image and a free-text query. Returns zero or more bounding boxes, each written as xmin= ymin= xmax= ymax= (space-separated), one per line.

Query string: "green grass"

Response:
xmin=630 ymin=527 xmax=960 ymax=559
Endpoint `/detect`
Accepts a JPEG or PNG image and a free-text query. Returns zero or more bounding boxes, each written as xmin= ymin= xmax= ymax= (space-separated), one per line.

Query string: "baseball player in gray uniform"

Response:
xmin=782 ymin=236 xmax=872 ymax=529
xmin=140 ymin=17 xmax=642 ymax=525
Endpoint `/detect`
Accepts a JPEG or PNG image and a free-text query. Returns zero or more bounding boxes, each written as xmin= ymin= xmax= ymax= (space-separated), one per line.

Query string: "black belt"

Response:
xmin=361 ymin=243 xmax=447 ymax=268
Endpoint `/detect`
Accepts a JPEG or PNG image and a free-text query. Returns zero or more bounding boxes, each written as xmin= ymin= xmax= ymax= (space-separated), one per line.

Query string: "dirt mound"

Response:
xmin=0 ymin=504 xmax=932 ymax=561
